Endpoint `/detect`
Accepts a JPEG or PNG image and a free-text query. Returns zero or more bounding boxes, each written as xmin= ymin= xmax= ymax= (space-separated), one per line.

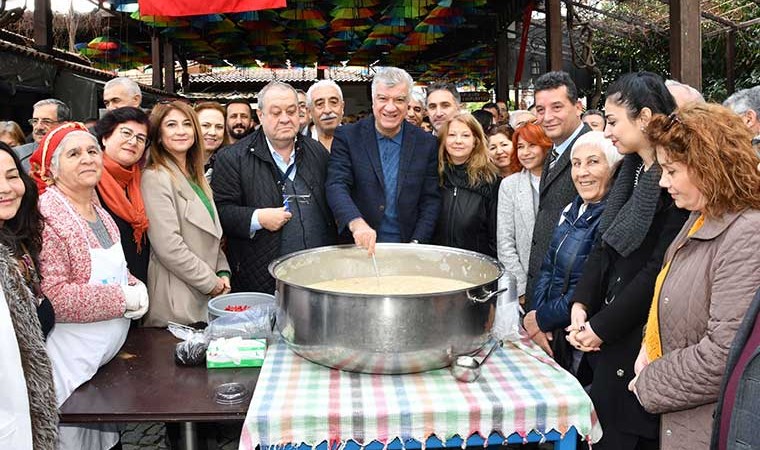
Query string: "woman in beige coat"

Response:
xmin=142 ymin=101 xmax=230 ymax=327
xmin=628 ymin=103 xmax=760 ymax=449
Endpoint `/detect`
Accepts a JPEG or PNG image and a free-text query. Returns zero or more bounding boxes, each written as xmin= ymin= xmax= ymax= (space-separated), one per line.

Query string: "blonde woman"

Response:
xmin=433 ymin=112 xmax=499 ymax=256
xmin=141 ymin=101 xmax=230 ymax=327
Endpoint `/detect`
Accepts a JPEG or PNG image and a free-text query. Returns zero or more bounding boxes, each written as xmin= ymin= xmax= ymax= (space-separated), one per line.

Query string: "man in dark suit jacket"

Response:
xmin=326 ymin=67 xmax=440 ymax=253
xmin=524 ymin=72 xmax=591 ymax=316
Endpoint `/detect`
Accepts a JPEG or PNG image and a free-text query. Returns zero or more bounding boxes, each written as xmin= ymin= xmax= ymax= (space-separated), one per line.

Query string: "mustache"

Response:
xmin=319 ymin=113 xmax=338 ymax=121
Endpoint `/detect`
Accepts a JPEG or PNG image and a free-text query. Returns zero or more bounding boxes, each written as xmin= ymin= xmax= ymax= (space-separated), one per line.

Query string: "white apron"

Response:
xmin=0 ymin=289 xmax=33 ymax=450
xmin=45 ymin=190 xmax=131 ymax=450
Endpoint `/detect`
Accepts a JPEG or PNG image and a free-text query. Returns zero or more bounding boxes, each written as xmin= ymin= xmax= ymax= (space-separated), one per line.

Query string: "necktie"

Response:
xmin=549 ymin=147 xmax=559 ymax=169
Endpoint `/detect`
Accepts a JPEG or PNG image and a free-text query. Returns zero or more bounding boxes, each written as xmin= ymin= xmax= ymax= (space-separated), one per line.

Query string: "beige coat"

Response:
xmin=141 ymin=161 xmax=229 ymax=327
xmin=635 ymin=209 xmax=760 ymax=450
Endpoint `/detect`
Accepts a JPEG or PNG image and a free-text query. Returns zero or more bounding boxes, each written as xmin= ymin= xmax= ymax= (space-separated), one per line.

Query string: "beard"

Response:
xmin=229 ymin=126 xmax=252 ymax=140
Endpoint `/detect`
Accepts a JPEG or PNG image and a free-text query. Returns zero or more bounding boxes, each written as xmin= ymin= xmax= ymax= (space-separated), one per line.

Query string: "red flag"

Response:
xmin=138 ymin=0 xmax=286 ymax=17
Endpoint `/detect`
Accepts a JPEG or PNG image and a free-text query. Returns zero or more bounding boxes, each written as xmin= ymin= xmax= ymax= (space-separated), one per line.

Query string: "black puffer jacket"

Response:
xmin=433 ymin=164 xmax=499 ymax=257
xmin=211 ymin=129 xmax=337 ymax=294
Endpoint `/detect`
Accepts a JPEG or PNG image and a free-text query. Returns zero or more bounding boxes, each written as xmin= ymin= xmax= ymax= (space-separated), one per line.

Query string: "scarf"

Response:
xmin=97 ymin=154 xmax=149 ymax=252
xmin=644 ymin=215 xmax=705 ymax=361
xmin=598 ymin=154 xmax=663 ymax=257
xmin=0 ymin=245 xmax=58 ymax=450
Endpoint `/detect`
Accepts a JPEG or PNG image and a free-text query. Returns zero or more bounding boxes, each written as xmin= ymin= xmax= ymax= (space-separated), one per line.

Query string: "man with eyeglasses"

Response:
xmin=14 ymin=99 xmax=70 ymax=171
xmin=326 ymin=67 xmax=440 ymax=254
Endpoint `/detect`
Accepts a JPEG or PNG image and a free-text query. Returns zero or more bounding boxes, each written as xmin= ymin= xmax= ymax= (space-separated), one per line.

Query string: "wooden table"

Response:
xmin=60 ymin=327 xmax=260 ymax=448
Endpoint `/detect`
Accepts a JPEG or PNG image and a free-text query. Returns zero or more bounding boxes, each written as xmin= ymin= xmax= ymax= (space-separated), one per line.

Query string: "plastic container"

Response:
xmin=207 ymin=292 xmax=275 ymax=322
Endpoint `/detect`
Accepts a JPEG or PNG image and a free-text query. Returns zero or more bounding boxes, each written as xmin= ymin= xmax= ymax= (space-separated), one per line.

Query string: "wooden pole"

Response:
xmin=151 ymin=32 xmax=162 ymax=89
xmin=163 ymin=37 xmax=175 ymax=94
xmin=33 ymin=0 xmax=53 ymax=53
xmin=726 ymin=29 xmax=736 ymax=95
xmin=669 ymin=0 xmax=702 ymax=91
xmin=545 ymin=0 xmax=563 ymax=71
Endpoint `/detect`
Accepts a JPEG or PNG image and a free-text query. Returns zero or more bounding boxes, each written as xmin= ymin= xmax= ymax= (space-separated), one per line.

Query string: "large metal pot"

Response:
xmin=268 ymin=244 xmax=515 ymax=374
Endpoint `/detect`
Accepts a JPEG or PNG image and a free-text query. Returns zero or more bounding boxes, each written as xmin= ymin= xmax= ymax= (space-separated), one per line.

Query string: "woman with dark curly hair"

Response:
xmin=0 ymin=142 xmax=54 ymax=336
xmin=628 ymin=103 xmax=760 ymax=450
xmin=94 ymin=106 xmax=151 ymax=283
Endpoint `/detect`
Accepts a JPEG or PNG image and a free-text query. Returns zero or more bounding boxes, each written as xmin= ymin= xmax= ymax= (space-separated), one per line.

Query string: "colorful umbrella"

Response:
xmin=331 ymin=7 xmax=374 ymax=19
xmin=88 ymin=37 xmax=119 ymax=51
xmin=130 ymin=11 xmax=189 ymax=27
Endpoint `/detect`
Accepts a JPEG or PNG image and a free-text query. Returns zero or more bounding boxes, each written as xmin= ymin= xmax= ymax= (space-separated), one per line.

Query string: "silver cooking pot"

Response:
xmin=268 ymin=244 xmax=515 ymax=374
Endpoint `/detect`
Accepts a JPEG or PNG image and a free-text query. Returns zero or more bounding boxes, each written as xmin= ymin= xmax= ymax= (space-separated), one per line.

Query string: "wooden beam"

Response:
xmin=545 ymin=0 xmax=563 ymax=71
xmin=151 ymin=32 xmax=162 ymax=89
xmin=163 ymin=37 xmax=175 ymax=94
xmin=669 ymin=0 xmax=701 ymax=91
xmin=33 ymin=0 xmax=53 ymax=53
xmin=496 ymin=27 xmax=509 ymax=102
xmin=726 ymin=29 xmax=736 ymax=95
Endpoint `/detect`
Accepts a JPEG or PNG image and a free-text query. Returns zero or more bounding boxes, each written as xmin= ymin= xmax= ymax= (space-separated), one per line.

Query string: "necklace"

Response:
xmin=633 ymin=162 xmax=645 ymax=187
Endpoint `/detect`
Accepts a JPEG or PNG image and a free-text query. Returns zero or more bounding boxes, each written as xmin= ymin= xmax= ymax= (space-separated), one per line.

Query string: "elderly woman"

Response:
xmin=0 ymin=143 xmax=57 ymax=450
xmin=624 ymin=103 xmax=760 ymax=450
xmin=496 ymin=122 xmax=552 ymax=303
xmin=94 ymin=107 xmax=151 ymax=283
xmin=433 ymin=112 xmax=499 ymax=256
xmin=142 ymin=101 xmax=230 ymax=327
xmin=567 ymin=72 xmax=689 ymax=450
xmin=29 ymin=123 xmax=149 ymax=448
xmin=194 ymin=101 xmax=229 ymax=179
xmin=0 ymin=120 xmax=26 ymax=147
xmin=523 ymin=132 xmax=622 ymax=380
xmin=487 ymin=125 xmax=519 ymax=178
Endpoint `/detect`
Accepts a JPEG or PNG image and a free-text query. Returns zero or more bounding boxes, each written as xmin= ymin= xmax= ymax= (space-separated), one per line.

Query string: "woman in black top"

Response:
xmin=94 ymin=107 xmax=151 ymax=283
xmin=433 ymin=112 xmax=499 ymax=256
xmin=567 ymin=72 xmax=689 ymax=450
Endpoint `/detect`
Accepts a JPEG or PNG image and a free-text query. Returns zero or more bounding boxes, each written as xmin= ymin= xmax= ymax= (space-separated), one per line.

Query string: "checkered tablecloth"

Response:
xmin=239 ymin=339 xmax=602 ymax=450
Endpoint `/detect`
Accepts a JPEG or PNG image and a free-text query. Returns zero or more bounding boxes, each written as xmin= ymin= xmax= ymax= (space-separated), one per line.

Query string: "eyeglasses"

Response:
xmin=663 ymin=112 xmax=682 ymax=131
xmin=28 ymin=118 xmax=58 ymax=127
xmin=119 ymin=127 xmax=149 ymax=146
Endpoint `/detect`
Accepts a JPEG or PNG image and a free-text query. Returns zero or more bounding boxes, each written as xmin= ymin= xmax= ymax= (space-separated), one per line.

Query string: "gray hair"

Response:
xmin=49 ymin=131 xmax=100 ymax=178
xmin=410 ymin=87 xmax=426 ymax=106
xmin=723 ymin=85 xmax=760 ymax=116
xmin=33 ymin=98 xmax=70 ymax=122
xmin=665 ymin=79 xmax=705 ymax=104
xmin=570 ymin=131 xmax=623 ymax=171
xmin=257 ymin=81 xmax=298 ymax=111
xmin=306 ymin=80 xmax=344 ymax=108
xmin=104 ymin=77 xmax=142 ymax=98
xmin=371 ymin=67 xmax=413 ymax=100
xmin=508 ymin=110 xmax=535 ymax=128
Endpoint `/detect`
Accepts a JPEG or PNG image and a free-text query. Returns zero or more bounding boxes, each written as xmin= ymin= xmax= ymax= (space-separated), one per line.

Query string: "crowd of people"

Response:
xmin=1 ymin=70 xmax=759 ymax=450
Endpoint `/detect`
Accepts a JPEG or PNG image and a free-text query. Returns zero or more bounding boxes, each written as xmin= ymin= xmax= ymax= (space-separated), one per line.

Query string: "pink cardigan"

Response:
xmin=39 ymin=186 xmax=139 ymax=323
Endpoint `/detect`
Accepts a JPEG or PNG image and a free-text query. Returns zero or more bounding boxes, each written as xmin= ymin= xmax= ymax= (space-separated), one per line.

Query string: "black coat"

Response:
xmin=573 ymin=189 xmax=689 ymax=447
xmin=98 ymin=191 xmax=150 ymax=284
xmin=211 ymin=129 xmax=337 ymax=294
xmin=432 ymin=164 xmax=498 ymax=257
xmin=525 ymin=124 xmax=590 ymax=308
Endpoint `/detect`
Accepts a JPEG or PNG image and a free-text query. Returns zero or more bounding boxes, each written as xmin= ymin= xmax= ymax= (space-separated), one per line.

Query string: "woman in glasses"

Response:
xmin=94 ymin=107 xmax=151 ymax=284
xmin=141 ymin=101 xmax=230 ymax=327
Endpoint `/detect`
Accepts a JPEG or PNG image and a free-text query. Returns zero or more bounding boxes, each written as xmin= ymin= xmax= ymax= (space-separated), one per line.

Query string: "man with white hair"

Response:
xmin=724 ymin=85 xmax=760 ymax=151
xmin=405 ymin=87 xmax=426 ymax=127
xmin=103 ymin=77 xmax=142 ymax=110
xmin=326 ymin=67 xmax=440 ymax=254
xmin=665 ymin=79 xmax=705 ymax=107
xmin=306 ymin=80 xmax=344 ymax=151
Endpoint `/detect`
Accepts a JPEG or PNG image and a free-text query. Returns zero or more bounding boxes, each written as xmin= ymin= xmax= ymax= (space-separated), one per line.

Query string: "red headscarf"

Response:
xmin=29 ymin=122 xmax=90 ymax=194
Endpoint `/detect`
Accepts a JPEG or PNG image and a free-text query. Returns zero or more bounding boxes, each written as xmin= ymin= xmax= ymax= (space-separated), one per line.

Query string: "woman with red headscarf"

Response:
xmin=30 ymin=123 xmax=148 ymax=449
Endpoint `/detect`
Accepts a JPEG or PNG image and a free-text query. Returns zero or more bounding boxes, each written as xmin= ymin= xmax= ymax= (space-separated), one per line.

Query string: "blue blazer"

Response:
xmin=326 ymin=116 xmax=441 ymax=243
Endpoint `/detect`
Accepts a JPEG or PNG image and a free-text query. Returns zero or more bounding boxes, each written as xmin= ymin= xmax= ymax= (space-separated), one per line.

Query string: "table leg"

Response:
xmin=179 ymin=422 xmax=199 ymax=450
xmin=555 ymin=427 xmax=577 ymax=450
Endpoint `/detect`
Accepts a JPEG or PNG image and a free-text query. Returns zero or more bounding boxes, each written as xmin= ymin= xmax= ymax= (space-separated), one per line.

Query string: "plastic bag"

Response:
xmin=491 ymin=273 xmax=521 ymax=342
xmin=168 ymin=322 xmax=208 ymax=366
xmin=205 ymin=303 xmax=277 ymax=340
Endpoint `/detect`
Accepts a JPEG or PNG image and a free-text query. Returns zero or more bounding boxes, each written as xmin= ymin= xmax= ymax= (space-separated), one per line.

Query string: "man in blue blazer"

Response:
xmin=326 ymin=67 xmax=441 ymax=254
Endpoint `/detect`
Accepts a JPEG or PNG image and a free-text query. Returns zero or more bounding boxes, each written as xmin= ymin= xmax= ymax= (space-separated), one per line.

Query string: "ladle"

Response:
xmin=450 ymin=340 xmax=501 ymax=382
xmin=370 ymin=253 xmax=380 ymax=286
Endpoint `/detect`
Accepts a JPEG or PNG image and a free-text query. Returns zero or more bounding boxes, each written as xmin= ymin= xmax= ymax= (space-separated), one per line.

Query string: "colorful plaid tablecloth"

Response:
xmin=240 ymin=339 xmax=602 ymax=450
